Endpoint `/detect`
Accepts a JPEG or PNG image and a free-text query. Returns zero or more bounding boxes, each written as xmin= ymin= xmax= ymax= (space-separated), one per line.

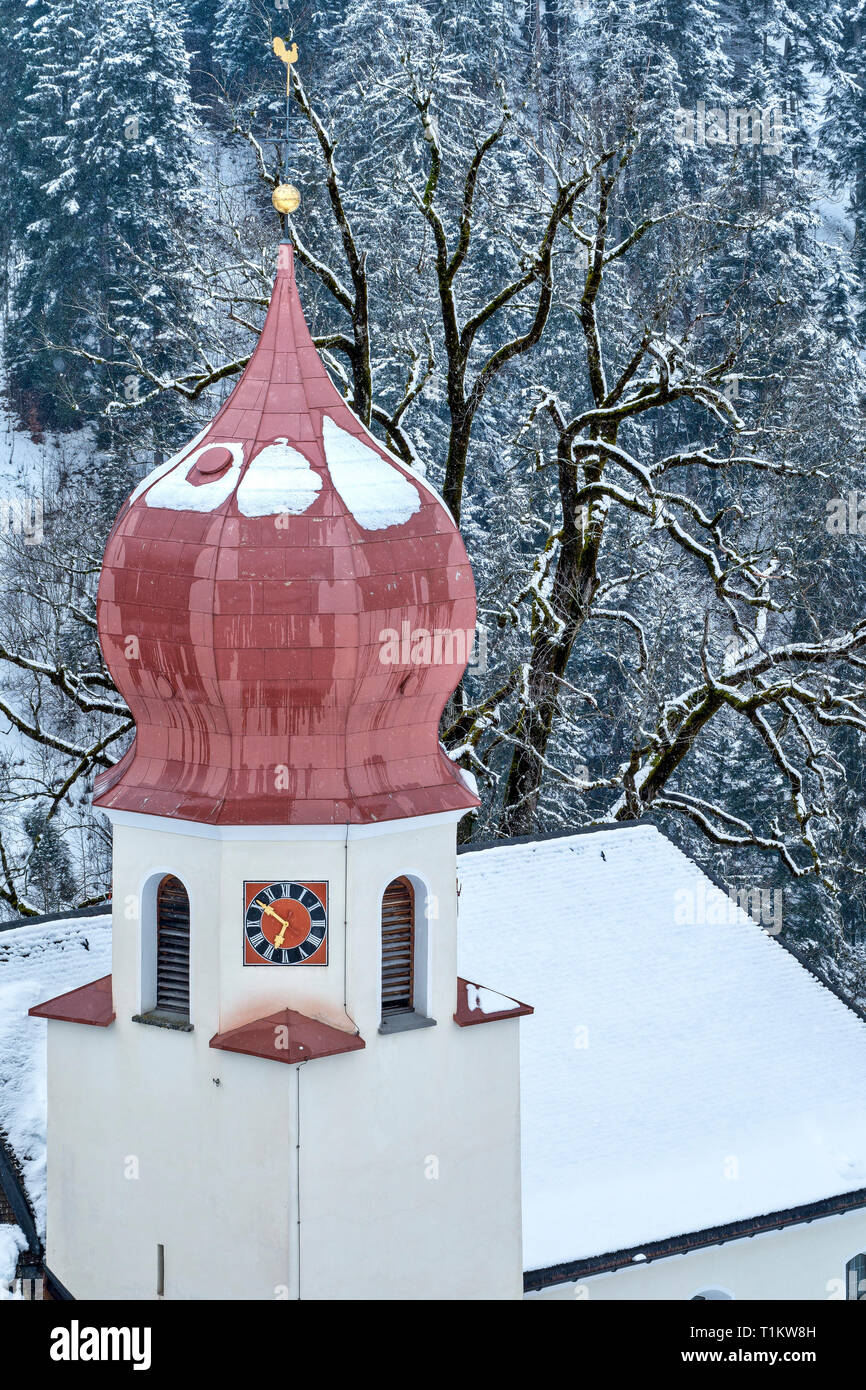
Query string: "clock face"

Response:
xmin=243 ymin=880 xmax=328 ymax=966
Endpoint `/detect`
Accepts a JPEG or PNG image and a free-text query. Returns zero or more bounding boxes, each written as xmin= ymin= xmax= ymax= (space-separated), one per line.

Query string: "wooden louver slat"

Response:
xmin=157 ymin=876 xmax=190 ymax=1016
xmin=381 ymin=878 xmax=414 ymax=1016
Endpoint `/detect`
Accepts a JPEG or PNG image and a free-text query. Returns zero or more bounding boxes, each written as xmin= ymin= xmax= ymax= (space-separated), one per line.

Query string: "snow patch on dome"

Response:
xmin=236 ymin=439 xmax=322 ymax=517
xmin=128 ymin=425 xmax=210 ymax=505
xmin=322 ymin=416 xmax=421 ymax=530
xmin=144 ymin=442 xmax=244 ymax=512
xmin=338 ymin=399 xmax=455 ymax=520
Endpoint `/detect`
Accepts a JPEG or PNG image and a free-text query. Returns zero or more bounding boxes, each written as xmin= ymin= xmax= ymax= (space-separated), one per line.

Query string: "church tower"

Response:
xmin=31 ymin=242 xmax=528 ymax=1300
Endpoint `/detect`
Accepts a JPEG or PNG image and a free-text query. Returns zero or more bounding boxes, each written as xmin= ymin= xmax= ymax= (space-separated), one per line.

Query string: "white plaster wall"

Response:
xmin=46 ymin=812 xmax=523 ymax=1300
xmin=298 ymin=1014 xmax=522 ymax=1300
xmin=46 ymin=1015 xmax=294 ymax=1300
xmin=107 ymin=814 xmax=465 ymax=1039
xmin=528 ymin=1207 xmax=866 ymax=1301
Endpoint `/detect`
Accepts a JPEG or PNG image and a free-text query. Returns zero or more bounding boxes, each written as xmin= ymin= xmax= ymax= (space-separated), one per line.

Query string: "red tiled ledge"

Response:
xmin=29 ymin=975 xmax=115 ymax=1028
xmin=210 ymin=1009 xmax=365 ymax=1065
xmin=454 ymin=977 xmax=533 ymax=1028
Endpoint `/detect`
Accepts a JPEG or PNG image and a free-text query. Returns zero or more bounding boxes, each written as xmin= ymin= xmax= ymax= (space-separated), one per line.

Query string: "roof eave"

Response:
xmin=523 ymin=1185 xmax=866 ymax=1292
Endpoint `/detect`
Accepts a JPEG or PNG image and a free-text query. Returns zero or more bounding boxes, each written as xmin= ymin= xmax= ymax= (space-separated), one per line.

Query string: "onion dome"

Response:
xmin=94 ymin=244 xmax=478 ymax=825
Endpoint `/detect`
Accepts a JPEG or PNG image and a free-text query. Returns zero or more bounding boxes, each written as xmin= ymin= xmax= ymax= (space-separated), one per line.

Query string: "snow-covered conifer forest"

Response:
xmin=1 ymin=0 xmax=865 ymax=1002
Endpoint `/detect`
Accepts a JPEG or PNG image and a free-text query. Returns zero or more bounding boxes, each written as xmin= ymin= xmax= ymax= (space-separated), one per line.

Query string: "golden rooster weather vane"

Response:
xmin=272 ymin=36 xmax=299 ymax=93
xmin=271 ymin=36 xmax=301 ymax=216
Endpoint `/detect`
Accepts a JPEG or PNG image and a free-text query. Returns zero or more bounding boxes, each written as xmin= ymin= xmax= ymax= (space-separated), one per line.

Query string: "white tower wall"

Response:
xmin=44 ymin=810 xmax=523 ymax=1300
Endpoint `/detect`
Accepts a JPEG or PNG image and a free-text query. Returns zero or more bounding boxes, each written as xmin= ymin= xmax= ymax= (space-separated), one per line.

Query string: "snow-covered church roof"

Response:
xmin=457 ymin=823 xmax=866 ymax=1276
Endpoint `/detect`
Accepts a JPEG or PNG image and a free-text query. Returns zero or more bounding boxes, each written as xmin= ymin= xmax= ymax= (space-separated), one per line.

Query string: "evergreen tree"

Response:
xmin=821 ymin=3 xmax=866 ymax=333
xmin=23 ymin=808 xmax=77 ymax=912
xmin=0 ymin=1 xmax=51 ymax=301
xmin=186 ymin=0 xmax=221 ymax=94
xmin=4 ymin=0 xmax=95 ymax=428
xmin=7 ymin=0 xmax=204 ymax=450
xmin=212 ymin=0 xmax=274 ymax=90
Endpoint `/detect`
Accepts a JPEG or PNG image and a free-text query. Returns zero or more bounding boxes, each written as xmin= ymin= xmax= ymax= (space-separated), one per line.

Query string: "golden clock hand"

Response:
xmin=253 ymin=898 xmax=293 ymax=948
xmin=273 ymin=909 xmax=290 ymax=949
xmin=253 ymin=898 xmax=288 ymax=928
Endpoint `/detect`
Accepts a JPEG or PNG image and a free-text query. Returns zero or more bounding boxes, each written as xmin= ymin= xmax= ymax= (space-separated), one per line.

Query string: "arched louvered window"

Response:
xmin=381 ymin=877 xmax=414 ymax=1018
xmin=156 ymin=876 xmax=190 ymax=1018
xmin=847 ymin=1253 xmax=866 ymax=1300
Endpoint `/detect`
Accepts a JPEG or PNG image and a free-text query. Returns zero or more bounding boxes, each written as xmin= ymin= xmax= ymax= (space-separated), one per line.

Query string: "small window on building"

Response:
xmin=156 ymin=875 xmax=190 ymax=1018
xmin=381 ymin=877 xmax=414 ymax=1018
xmin=847 ymin=1253 xmax=866 ymax=1300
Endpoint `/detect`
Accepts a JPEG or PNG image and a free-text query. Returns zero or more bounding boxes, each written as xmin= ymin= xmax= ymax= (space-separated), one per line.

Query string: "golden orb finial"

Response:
xmin=272 ymin=183 xmax=301 ymax=215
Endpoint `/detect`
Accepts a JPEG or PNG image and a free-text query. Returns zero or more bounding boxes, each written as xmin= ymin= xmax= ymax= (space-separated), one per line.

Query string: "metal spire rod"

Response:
xmin=273 ymin=36 xmax=299 ymax=167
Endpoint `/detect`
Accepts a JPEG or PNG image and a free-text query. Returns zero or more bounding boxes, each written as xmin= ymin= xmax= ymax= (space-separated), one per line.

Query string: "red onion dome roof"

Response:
xmin=94 ymin=244 xmax=479 ymax=825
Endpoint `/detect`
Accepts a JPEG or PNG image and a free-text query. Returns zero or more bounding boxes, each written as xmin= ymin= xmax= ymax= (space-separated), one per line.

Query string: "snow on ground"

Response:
xmin=0 ymin=408 xmax=52 ymax=494
xmin=457 ymin=824 xmax=866 ymax=1272
xmin=0 ymin=1222 xmax=26 ymax=1292
xmin=0 ymin=395 xmax=95 ymax=496
xmin=0 ymin=914 xmax=111 ymax=1236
